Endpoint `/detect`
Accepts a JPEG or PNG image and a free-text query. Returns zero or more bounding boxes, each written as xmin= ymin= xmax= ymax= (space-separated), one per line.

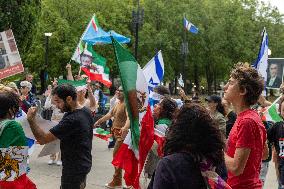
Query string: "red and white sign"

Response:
xmin=0 ymin=29 xmax=24 ymax=79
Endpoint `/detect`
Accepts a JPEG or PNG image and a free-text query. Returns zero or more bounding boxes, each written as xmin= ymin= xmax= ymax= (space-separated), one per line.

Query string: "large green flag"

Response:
xmin=112 ymin=37 xmax=148 ymax=150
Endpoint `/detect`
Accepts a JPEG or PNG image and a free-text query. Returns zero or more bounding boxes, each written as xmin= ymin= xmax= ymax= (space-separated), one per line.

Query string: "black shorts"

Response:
xmin=60 ymin=174 xmax=87 ymax=189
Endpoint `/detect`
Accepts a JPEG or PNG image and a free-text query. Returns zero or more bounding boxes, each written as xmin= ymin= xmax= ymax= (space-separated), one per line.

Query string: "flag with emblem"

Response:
xmin=0 ymin=120 xmax=36 ymax=188
xmin=111 ymin=38 xmax=154 ymax=188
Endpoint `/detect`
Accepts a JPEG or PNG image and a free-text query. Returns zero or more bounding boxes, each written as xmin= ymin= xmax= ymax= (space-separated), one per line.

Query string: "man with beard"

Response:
xmin=27 ymin=84 xmax=94 ymax=189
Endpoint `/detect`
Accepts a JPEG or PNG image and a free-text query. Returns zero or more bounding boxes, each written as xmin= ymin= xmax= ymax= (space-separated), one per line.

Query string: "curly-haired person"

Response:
xmin=224 ymin=62 xmax=268 ymax=189
xmin=148 ymin=104 xmax=225 ymax=189
xmin=144 ymin=97 xmax=177 ymax=178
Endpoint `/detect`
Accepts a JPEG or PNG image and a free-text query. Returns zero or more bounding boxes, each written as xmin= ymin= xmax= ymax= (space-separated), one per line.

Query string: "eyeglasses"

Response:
xmin=20 ymin=86 xmax=26 ymax=89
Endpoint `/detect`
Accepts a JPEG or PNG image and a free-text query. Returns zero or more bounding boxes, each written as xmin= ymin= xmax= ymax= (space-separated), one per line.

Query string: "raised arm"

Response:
xmin=27 ymin=107 xmax=57 ymax=145
xmin=66 ymin=63 xmax=74 ymax=81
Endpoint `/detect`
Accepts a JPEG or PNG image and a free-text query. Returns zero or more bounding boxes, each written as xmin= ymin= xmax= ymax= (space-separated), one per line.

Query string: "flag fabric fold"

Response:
xmin=0 ymin=120 xmax=36 ymax=189
xmin=93 ymin=128 xmax=112 ymax=141
xmin=111 ymin=37 xmax=153 ymax=188
xmin=262 ymin=96 xmax=283 ymax=123
xmin=183 ymin=17 xmax=199 ymax=34
xmin=58 ymin=79 xmax=87 ymax=91
xmin=143 ymin=51 xmax=164 ymax=110
xmin=254 ymin=27 xmax=268 ymax=83
xmin=80 ymin=14 xmax=130 ymax=45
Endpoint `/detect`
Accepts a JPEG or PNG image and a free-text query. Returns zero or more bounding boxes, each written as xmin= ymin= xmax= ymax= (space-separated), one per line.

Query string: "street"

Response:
xmin=29 ymin=137 xmax=278 ymax=189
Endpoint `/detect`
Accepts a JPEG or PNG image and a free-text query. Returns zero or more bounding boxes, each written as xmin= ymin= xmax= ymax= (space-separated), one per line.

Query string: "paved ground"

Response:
xmin=29 ymin=137 xmax=278 ymax=189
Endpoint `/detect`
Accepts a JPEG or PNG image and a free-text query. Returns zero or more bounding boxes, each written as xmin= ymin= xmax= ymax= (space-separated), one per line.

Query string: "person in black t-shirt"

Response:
xmin=267 ymin=96 xmax=284 ymax=189
xmin=27 ymin=84 xmax=94 ymax=189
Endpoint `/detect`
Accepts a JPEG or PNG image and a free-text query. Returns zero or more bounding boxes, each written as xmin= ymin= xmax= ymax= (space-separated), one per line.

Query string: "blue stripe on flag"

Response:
xmin=154 ymin=55 xmax=163 ymax=81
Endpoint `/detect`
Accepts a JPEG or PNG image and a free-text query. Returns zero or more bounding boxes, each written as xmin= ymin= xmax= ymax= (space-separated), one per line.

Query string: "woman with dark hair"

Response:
xmin=144 ymin=97 xmax=177 ymax=178
xmin=0 ymin=90 xmax=36 ymax=188
xmin=148 ymin=104 xmax=228 ymax=189
xmin=206 ymin=95 xmax=226 ymax=137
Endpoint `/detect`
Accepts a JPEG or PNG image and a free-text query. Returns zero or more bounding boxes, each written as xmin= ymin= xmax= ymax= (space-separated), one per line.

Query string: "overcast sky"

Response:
xmin=261 ymin=0 xmax=284 ymax=13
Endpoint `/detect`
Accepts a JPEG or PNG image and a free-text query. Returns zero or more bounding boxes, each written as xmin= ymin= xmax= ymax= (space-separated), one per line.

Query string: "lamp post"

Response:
xmin=42 ymin=32 xmax=52 ymax=94
xmin=180 ymin=37 xmax=188 ymax=93
xmin=132 ymin=0 xmax=144 ymax=60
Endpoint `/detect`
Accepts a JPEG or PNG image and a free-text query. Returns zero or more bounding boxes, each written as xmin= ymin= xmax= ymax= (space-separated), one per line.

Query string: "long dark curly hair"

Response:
xmin=164 ymin=104 xmax=225 ymax=166
xmin=158 ymin=97 xmax=177 ymax=120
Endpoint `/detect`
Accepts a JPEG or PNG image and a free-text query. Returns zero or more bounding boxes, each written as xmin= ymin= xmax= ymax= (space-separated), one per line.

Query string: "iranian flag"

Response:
xmin=111 ymin=38 xmax=154 ymax=188
xmin=262 ymin=96 xmax=283 ymax=123
xmin=0 ymin=120 xmax=36 ymax=189
xmin=71 ymin=14 xmax=112 ymax=88
xmin=93 ymin=128 xmax=112 ymax=141
xmin=58 ymin=78 xmax=87 ymax=91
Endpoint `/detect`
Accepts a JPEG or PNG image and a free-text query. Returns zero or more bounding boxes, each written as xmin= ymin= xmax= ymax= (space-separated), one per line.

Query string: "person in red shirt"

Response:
xmin=223 ymin=62 xmax=268 ymax=189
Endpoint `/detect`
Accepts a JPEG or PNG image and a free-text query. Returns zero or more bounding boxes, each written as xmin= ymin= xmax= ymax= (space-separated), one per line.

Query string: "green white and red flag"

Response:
xmin=111 ymin=38 xmax=154 ymax=188
xmin=93 ymin=128 xmax=112 ymax=141
xmin=0 ymin=120 xmax=36 ymax=188
xmin=261 ymin=96 xmax=283 ymax=123
xmin=71 ymin=14 xmax=112 ymax=87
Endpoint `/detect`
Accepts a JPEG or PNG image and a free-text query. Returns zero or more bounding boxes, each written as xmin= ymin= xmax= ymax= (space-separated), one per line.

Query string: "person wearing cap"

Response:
xmin=19 ymin=81 xmax=36 ymax=113
xmin=223 ymin=63 xmax=267 ymax=189
xmin=205 ymin=95 xmax=226 ymax=137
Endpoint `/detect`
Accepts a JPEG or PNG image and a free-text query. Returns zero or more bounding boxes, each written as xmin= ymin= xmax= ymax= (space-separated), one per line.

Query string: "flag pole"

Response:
xmin=182 ymin=13 xmax=188 ymax=94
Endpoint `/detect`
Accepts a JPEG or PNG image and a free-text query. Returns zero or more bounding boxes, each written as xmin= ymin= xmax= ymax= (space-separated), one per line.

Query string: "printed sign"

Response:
xmin=0 ymin=29 xmax=24 ymax=79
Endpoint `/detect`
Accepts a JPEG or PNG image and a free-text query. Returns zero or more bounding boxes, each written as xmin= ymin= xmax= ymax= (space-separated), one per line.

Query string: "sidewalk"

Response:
xmin=29 ymin=137 xmax=278 ymax=189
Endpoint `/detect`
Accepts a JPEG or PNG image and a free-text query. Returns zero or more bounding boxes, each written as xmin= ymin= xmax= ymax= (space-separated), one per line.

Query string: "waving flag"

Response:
xmin=111 ymin=38 xmax=154 ymax=188
xmin=72 ymin=42 xmax=112 ymax=87
xmin=93 ymin=128 xmax=112 ymax=141
xmin=143 ymin=51 xmax=164 ymax=93
xmin=261 ymin=96 xmax=283 ymax=123
xmin=183 ymin=17 xmax=198 ymax=34
xmin=79 ymin=14 xmax=130 ymax=45
xmin=254 ymin=28 xmax=268 ymax=82
xmin=143 ymin=51 xmax=164 ymax=109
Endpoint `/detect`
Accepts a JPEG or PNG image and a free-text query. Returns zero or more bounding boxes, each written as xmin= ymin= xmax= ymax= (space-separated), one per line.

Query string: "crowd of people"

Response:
xmin=0 ymin=62 xmax=284 ymax=189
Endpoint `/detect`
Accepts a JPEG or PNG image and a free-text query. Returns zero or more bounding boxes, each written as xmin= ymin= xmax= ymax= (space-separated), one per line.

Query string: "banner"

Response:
xmin=0 ymin=29 xmax=24 ymax=79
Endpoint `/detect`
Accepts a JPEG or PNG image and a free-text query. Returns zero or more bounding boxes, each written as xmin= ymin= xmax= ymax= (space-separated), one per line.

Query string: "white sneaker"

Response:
xmin=48 ymin=160 xmax=55 ymax=165
xmin=56 ymin=160 xmax=62 ymax=166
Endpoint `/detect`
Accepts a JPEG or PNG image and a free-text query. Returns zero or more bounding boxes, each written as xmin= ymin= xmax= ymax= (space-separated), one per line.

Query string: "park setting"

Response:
xmin=1 ymin=0 xmax=284 ymax=189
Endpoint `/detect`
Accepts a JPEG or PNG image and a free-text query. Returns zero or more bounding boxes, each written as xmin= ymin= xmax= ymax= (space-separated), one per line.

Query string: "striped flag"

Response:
xmin=111 ymin=37 xmax=154 ymax=188
xmin=262 ymin=96 xmax=283 ymax=122
xmin=183 ymin=17 xmax=198 ymax=34
xmin=254 ymin=28 xmax=268 ymax=82
xmin=93 ymin=128 xmax=112 ymax=141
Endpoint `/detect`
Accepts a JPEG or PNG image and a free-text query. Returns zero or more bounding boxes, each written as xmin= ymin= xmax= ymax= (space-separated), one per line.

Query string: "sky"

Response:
xmin=261 ymin=0 xmax=284 ymax=13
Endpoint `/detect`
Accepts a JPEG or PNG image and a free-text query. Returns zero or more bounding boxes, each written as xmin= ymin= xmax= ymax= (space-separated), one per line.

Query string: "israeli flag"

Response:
xmin=143 ymin=50 xmax=164 ymax=93
xmin=254 ymin=28 xmax=268 ymax=82
xmin=183 ymin=17 xmax=198 ymax=34
xmin=143 ymin=51 xmax=164 ymax=109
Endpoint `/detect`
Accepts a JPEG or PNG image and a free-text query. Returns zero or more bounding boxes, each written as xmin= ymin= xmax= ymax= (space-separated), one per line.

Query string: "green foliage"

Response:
xmin=2 ymin=0 xmax=284 ymax=92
